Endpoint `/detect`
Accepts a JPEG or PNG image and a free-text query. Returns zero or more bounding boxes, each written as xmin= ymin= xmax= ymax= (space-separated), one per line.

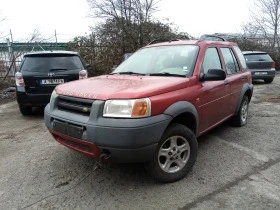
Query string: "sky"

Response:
xmin=0 ymin=0 xmax=254 ymax=43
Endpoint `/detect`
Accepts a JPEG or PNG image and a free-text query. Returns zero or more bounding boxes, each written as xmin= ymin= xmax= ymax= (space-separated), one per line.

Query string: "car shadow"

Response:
xmin=48 ymin=120 xmax=234 ymax=186
xmin=252 ymin=80 xmax=267 ymax=85
xmin=21 ymin=106 xmax=45 ymax=119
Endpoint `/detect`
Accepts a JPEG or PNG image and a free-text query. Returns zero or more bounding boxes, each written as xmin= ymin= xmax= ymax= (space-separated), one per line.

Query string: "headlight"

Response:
xmin=103 ymin=98 xmax=151 ymax=118
xmin=50 ymin=90 xmax=58 ymax=105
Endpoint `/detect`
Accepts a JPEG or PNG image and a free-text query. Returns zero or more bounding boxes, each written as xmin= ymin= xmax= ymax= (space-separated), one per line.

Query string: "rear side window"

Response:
xmin=233 ymin=46 xmax=247 ymax=69
xmin=201 ymin=48 xmax=222 ymax=74
xmin=20 ymin=55 xmax=84 ymax=72
xmin=221 ymin=48 xmax=240 ymax=75
xmin=244 ymin=53 xmax=272 ymax=62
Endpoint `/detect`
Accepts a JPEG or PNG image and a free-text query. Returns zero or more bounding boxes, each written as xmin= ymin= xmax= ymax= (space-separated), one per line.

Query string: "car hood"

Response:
xmin=55 ymin=75 xmax=190 ymax=100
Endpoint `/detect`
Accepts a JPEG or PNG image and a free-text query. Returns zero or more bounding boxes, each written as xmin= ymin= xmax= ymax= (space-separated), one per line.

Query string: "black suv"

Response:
xmin=242 ymin=51 xmax=276 ymax=83
xmin=16 ymin=51 xmax=88 ymax=115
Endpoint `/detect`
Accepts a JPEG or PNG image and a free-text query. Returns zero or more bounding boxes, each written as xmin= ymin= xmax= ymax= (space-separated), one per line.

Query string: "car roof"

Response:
xmin=143 ymin=39 xmax=237 ymax=49
xmin=24 ymin=50 xmax=79 ymax=57
xmin=242 ymin=51 xmax=267 ymax=55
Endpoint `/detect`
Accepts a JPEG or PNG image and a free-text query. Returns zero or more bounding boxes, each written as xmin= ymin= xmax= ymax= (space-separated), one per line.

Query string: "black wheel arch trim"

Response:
xmin=235 ymin=83 xmax=253 ymax=115
xmin=163 ymin=101 xmax=199 ymax=135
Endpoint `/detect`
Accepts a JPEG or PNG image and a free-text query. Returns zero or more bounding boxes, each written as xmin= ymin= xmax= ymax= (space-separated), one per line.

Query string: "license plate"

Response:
xmin=40 ymin=79 xmax=64 ymax=85
xmin=254 ymin=72 xmax=268 ymax=75
xmin=53 ymin=120 xmax=83 ymax=139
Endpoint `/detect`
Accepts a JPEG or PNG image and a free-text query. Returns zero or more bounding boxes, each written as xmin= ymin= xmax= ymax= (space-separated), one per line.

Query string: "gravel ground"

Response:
xmin=0 ymin=73 xmax=280 ymax=209
xmin=0 ymin=77 xmax=16 ymax=105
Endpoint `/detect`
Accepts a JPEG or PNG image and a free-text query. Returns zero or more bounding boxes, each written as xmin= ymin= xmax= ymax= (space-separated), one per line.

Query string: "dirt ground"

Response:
xmin=0 ymin=77 xmax=16 ymax=105
xmin=0 ymin=73 xmax=280 ymax=209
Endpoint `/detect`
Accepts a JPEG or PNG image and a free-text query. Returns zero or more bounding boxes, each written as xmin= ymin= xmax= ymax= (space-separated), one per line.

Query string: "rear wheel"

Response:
xmin=264 ymin=78 xmax=273 ymax=84
xmin=19 ymin=105 xmax=32 ymax=115
xmin=146 ymin=123 xmax=198 ymax=183
xmin=232 ymin=95 xmax=249 ymax=127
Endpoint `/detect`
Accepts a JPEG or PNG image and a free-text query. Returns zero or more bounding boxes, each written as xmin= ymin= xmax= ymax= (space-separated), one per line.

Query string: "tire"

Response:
xmin=264 ymin=78 xmax=273 ymax=84
xmin=19 ymin=105 xmax=32 ymax=115
xmin=146 ymin=123 xmax=198 ymax=183
xmin=231 ymin=95 xmax=249 ymax=127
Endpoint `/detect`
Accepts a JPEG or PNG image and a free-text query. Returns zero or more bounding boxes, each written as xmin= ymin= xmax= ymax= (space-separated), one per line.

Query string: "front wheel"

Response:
xmin=146 ymin=124 xmax=198 ymax=183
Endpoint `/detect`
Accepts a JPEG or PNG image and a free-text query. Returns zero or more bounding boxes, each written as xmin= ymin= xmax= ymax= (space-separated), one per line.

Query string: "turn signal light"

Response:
xmin=132 ymin=99 xmax=149 ymax=117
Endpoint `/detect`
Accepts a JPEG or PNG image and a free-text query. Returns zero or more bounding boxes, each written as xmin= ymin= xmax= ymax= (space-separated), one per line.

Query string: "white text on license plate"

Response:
xmin=255 ymin=72 xmax=267 ymax=75
xmin=40 ymin=79 xmax=64 ymax=85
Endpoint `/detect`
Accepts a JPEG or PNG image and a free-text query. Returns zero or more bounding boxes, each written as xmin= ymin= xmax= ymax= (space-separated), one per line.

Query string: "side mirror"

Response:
xmin=200 ymin=69 xmax=226 ymax=81
xmin=85 ymin=64 xmax=91 ymax=68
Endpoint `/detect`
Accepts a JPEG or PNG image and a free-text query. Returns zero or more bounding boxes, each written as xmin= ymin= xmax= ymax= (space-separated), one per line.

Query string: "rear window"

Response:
xmin=244 ymin=53 xmax=272 ymax=62
xmin=20 ymin=55 xmax=84 ymax=72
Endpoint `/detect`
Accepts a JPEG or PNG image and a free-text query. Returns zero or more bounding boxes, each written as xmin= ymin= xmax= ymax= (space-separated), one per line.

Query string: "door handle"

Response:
xmin=224 ymin=80 xmax=229 ymax=85
xmin=241 ymin=76 xmax=245 ymax=80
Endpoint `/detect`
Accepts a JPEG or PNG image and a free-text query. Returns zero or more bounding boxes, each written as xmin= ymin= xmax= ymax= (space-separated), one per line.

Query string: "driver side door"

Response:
xmin=198 ymin=47 xmax=231 ymax=133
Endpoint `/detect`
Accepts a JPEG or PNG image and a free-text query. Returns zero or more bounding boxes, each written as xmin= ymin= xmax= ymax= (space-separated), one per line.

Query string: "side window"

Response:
xmin=221 ymin=48 xmax=240 ymax=75
xmin=233 ymin=46 xmax=247 ymax=69
xmin=201 ymin=48 xmax=222 ymax=74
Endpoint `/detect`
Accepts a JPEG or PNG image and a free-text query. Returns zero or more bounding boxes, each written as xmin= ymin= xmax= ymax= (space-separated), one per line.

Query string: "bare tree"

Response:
xmin=0 ymin=15 xmax=7 ymax=40
xmin=88 ymin=0 xmax=160 ymax=21
xmin=245 ymin=0 xmax=280 ymax=48
xmin=87 ymin=0 xmax=161 ymax=49
xmin=3 ymin=29 xmax=47 ymax=80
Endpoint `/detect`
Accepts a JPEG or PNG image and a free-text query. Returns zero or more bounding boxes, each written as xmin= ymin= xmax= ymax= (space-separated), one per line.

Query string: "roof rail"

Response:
xmin=148 ymin=39 xmax=181 ymax=45
xmin=198 ymin=34 xmax=226 ymax=42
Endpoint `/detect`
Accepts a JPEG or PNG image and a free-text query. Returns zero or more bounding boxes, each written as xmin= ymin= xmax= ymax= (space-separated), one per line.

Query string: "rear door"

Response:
xmin=20 ymin=54 xmax=84 ymax=94
xmin=220 ymin=47 xmax=244 ymax=114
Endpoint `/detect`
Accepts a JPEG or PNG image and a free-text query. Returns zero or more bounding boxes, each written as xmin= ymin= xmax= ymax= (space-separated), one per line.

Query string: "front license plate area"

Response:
xmin=40 ymin=79 xmax=64 ymax=85
xmin=53 ymin=120 xmax=83 ymax=139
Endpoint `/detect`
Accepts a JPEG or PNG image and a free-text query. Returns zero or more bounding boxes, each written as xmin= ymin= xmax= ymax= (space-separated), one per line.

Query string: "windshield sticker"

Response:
xmin=183 ymin=66 xmax=188 ymax=71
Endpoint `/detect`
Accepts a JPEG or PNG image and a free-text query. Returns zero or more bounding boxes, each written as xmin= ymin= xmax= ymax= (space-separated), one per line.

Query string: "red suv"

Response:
xmin=44 ymin=35 xmax=253 ymax=183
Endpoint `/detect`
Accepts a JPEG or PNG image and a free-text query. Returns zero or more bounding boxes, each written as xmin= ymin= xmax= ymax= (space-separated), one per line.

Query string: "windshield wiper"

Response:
xmin=148 ymin=72 xmax=186 ymax=77
xmin=110 ymin=71 xmax=145 ymax=75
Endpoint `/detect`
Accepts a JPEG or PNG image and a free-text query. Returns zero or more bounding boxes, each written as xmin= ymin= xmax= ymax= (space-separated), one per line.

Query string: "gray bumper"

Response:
xmin=44 ymin=103 xmax=172 ymax=163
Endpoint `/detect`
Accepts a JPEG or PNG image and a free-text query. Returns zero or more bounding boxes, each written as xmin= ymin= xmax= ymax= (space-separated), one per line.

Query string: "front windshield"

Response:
xmin=113 ymin=45 xmax=199 ymax=77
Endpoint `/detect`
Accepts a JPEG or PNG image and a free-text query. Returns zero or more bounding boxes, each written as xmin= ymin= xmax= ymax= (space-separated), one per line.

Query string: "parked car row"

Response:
xmin=14 ymin=35 xmax=277 ymax=183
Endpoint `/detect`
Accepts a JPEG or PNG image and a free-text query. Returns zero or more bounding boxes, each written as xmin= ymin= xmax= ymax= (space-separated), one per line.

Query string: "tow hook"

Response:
xmin=99 ymin=153 xmax=112 ymax=164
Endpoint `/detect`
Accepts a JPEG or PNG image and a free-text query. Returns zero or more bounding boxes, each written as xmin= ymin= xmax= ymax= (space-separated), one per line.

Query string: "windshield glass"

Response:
xmin=21 ymin=55 xmax=84 ymax=72
xmin=113 ymin=45 xmax=199 ymax=77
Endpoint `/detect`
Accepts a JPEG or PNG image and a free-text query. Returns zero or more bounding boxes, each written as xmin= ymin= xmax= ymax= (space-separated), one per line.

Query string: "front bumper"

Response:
xmin=44 ymin=103 xmax=171 ymax=163
xmin=250 ymin=69 xmax=276 ymax=80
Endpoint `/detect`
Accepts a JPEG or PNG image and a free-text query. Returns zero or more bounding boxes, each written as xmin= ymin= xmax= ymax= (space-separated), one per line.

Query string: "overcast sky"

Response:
xmin=0 ymin=0 xmax=254 ymax=42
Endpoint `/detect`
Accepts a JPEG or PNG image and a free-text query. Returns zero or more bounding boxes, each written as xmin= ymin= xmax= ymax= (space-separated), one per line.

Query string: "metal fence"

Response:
xmin=0 ymin=40 xmax=67 ymax=78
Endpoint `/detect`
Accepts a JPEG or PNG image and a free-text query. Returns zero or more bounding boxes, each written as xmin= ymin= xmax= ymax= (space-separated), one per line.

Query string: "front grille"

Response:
xmin=57 ymin=95 xmax=94 ymax=116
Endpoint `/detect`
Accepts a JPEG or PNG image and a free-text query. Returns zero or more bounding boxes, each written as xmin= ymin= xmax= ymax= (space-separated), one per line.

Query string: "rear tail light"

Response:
xmin=271 ymin=61 xmax=275 ymax=68
xmin=15 ymin=72 xmax=25 ymax=87
xmin=79 ymin=70 xmax=88 ymax=80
